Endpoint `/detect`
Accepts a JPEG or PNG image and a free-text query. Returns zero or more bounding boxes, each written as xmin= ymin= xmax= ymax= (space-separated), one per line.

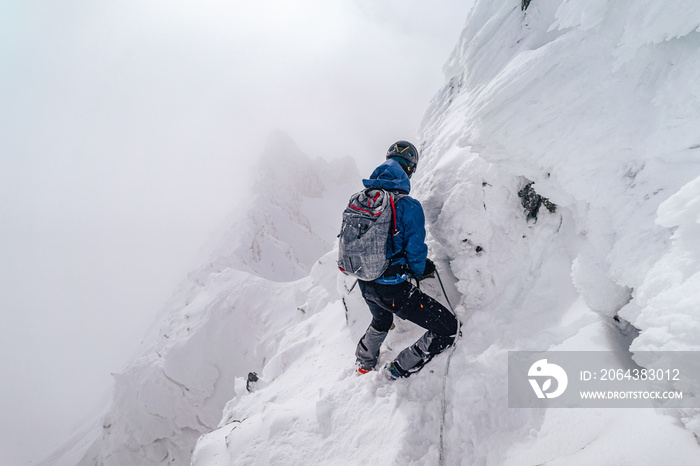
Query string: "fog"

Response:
xmin=0 ymin=1 xmax=472 ymax=463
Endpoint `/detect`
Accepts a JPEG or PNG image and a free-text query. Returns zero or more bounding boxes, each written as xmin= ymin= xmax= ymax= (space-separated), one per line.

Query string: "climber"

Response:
xmin=353 ymin=141 xmax=459 ymax=380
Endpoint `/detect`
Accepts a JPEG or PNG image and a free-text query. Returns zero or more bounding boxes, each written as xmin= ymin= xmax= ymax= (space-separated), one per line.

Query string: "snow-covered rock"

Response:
xmin=413 ymin=0 xmax=700 ymax=462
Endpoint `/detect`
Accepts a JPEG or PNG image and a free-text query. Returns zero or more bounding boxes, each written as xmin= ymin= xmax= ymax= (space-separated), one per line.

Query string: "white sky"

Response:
xmin=0 ymin=1 xmax=473 ymax=463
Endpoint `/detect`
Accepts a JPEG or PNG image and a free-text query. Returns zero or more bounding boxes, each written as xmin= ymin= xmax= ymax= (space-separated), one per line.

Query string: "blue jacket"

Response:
xmin=362 ymin=158 xmax=428 ymax=283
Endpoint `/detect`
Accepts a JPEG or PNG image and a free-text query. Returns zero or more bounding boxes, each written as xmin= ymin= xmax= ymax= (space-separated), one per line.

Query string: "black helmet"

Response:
xmin=386 ymin=140 xmax=419 ymax=177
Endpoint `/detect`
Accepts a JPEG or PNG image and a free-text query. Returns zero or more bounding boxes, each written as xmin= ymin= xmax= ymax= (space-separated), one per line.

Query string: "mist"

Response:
xmin=0 ymin=1 xmax=473 ymax=464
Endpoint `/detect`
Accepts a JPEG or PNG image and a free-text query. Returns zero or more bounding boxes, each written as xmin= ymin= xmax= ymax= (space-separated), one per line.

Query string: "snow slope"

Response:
xmin=47 ymin=1 xmax=700 ymax=465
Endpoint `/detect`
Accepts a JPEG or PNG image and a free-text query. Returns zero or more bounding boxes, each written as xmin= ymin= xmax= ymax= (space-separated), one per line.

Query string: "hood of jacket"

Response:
xmin=362 ymin=158 xmax=411 ymax=194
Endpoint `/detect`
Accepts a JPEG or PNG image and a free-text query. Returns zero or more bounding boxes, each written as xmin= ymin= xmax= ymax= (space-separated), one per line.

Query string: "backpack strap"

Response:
xmin=389 ymin=192 xmax=408 ymax=236
xmin=389 ymin=195 xmax=398 ymax=235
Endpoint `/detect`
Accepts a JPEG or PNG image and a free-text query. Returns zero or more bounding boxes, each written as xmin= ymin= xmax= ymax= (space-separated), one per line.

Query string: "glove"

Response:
xmin=419 ymin=258 xmax=436 ymax=280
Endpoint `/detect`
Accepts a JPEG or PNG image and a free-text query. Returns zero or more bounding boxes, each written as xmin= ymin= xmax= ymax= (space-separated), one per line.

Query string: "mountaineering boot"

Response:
xmin=382 ymin=361 xmax=408 ymax=381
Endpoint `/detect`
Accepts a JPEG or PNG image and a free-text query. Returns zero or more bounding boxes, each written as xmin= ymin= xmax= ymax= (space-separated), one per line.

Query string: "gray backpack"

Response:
xmin=338 ymin=188 xmax=406 ymax=281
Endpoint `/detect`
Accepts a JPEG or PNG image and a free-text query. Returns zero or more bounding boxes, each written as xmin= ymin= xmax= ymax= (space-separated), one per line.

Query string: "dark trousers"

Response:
xmin=355 ymin=280 xmax=458 ymax=375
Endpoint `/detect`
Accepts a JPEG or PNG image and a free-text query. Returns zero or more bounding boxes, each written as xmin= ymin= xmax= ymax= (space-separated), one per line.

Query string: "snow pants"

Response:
xmin=355 ymin=280 xmax=459 ymax=376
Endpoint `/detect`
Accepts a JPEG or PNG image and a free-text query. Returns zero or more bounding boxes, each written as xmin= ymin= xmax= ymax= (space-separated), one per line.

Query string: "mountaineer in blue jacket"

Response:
xmin=356 ymin=141 xmax=459 ymax=380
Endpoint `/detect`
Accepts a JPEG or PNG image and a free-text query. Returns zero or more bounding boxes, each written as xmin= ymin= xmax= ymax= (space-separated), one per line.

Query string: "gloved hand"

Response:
xmin=419 ymin=258 xmax=436 ymax=280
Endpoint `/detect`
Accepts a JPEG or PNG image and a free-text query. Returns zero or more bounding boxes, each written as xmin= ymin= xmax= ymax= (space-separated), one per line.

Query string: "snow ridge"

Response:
xmin=51 ymin=132 xmax=357 ymax=466
xmin=206 ymin=130 xmax=359 ymax=282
